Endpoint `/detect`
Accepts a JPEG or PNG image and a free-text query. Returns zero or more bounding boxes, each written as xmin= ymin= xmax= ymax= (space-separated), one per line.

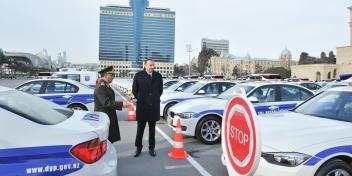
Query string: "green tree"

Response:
xmin=299 ymin=52 xmax=309 ymax=64
xmin=173 ymin=64 xmax=186 ymax=76
xmin=264 ymin=67 xmax=291 ymax=78
xmin=328 ymin=51 xmax=336 ymax=64
xmin=320 ymin=52 xmax=327 ymax=59
xmin=0 ymin=48 xmax=4 ymax=65
xmin=194 ymin=47 xmax=219 ymax=76
xmin=232 ymin=66 xmax=240 ymax=79
xmin=255 ymin=64 xmax=263 ymax=74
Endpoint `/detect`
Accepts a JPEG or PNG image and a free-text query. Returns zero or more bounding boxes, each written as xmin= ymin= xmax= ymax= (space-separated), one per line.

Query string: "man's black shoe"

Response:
xmin=149 ymin=149 xmax=156 ymax=157
xmin=134 ymin=150 xmax=142 ymax=157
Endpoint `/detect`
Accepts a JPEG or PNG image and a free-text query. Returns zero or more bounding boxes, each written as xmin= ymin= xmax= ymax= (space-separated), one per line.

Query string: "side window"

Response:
xmin=17 ymin=81 xmax=43 ymax=94
xmin=65 ymin=83 xmax=79 ymax=93
xmin=280 ymin=85 xmax=301 ymax=101
xmin=221 ymin=83 xmax=235 ymax=92
xmin=200 ymin=83 xmax=220 ymax=95
xmin=310 ymin=84 xmax=321 ymax=90
xmin=249 ymin=86 xmax=276 ymax=103
xmin=300 ymin=88 xmax=313 ymax=100
xmin=45 ymin=82 xmax=79 ymax=93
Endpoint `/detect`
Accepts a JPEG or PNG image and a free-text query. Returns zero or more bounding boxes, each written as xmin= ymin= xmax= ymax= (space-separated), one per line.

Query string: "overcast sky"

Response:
xmin=0 ymin=0 xmax=350 ymax=64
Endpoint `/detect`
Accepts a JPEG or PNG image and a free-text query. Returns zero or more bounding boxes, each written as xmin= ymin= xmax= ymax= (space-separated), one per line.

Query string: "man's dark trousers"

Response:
xmin=135 ymin=121 xmax=156 ymax=150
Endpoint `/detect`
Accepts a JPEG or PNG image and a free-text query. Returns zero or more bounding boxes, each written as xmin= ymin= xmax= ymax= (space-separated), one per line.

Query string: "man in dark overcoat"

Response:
xmin=94 ymin=66 xmax=129 ymax=143
xmin=132 ymin=59 xmax=163 ymax=157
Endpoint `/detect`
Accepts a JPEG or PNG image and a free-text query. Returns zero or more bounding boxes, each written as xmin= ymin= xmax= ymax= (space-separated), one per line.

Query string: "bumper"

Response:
xmin=70 ymin=141 xmax=118 ymax=176
xmin=222 ymin=153 xmax=316 ymax=176
xmin=253 ymin=158 xmax=316 ymax=176
xmin=167 ymin=115 xmax=198 ymax=137
xmin=160 ymin=103 xmax=166 ymax=116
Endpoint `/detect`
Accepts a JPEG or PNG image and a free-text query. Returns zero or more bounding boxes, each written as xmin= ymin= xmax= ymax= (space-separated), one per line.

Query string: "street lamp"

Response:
xmin=186 ymin=44 xmax=193 ymax=77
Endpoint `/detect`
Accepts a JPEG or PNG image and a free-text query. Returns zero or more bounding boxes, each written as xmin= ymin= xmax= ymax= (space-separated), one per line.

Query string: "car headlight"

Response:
xmin=262 ymin=152 xmax=311 ymax=167
xmin=178 ymin=112 xmax=194 ymax=119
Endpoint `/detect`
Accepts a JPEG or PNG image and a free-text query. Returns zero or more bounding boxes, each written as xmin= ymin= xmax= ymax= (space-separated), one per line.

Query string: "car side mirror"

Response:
xmin=248 ymin=96 xmax=259 ymax=103
xmin=197 ymin=90 xmax=206 ymax=95
xmin=176 ymin=87 xmax=183 ymax=91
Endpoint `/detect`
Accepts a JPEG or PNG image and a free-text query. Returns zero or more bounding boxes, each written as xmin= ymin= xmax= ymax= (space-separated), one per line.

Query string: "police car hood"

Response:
xmin=161 ymin=92 xmax=203 ymax=103
xmin=170 ymin=97 xmax=227 ymax=114
xmin=55 ymin=111 xmax=110 ymax=141
xmin=258 ymin=111 xmax=352 ymax=152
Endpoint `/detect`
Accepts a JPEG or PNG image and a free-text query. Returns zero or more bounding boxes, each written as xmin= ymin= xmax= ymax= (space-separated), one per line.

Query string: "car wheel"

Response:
xmin=163 ymin=102 xmax=177 ymax=119
xmin=68 ymin=104 xmax=88 ymax=111
xmin=315 ymin=159 xmax=352 ymax=176
xmin=196 ymin=116 xmax=221 ymax=145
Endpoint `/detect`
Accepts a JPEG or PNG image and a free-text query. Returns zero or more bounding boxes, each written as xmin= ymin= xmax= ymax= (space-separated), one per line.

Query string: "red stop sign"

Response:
xmin=223 ymin=95 xmax=261 ymax=175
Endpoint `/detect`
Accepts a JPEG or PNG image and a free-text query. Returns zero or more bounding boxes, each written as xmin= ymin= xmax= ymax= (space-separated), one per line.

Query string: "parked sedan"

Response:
xmin=167 ymin=82 xmax=314 ymax=144
xmin=160 ymin=81 xmax=236 ymax=118
xmin=16 ymin=79 xmax=94 ymax=111
xmin=251 ymin=87 xmax=352 ymax=176
xmin=0 ymin=86 xmax=118 ymax=176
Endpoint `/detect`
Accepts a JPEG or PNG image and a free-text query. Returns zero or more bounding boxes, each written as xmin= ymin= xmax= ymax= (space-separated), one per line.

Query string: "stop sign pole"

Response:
xmin=222 ymin=95 xmax=261 ymax=176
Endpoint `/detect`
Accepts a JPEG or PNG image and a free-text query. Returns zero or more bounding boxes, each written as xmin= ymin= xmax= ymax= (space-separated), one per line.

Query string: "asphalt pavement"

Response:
xmin=0 ymin=79 xmax=228 ymax=176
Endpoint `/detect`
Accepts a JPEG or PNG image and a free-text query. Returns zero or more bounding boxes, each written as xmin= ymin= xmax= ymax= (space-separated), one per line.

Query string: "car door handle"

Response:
xmin=62 ymin=95 xmax=72 ymax=99
xmin=268 ymin=105 xmax=279 ymax=110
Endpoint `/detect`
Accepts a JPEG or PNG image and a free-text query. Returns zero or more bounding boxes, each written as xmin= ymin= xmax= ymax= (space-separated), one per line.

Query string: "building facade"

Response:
xmin=291 ymin=64 xmax=338 ymax=81
xmin=279 ymin=48 xmax=292 ymax=70
xmin=208 ymin=54 xmax=282 ymax=79
xmin=99 ymin=0 xmax=175 ymax=78
xmin=292 ymin=6 xmax=352 ymax=81
xmin=201 ymin=38 xmax=229 ymax=55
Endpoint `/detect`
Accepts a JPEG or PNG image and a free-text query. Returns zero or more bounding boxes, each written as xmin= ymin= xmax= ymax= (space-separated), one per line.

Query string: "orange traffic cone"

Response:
xmin=127 ymin=100 xmax=136 ymax=121
xmin=168 ymin=119 xmax=188 ymax=159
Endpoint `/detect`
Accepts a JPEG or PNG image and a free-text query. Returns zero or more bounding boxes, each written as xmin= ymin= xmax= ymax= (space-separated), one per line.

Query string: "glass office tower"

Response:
xmin=99 ymin=0 xmax=175 ymax=76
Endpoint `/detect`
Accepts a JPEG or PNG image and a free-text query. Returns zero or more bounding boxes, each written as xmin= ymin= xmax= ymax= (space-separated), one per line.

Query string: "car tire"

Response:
xmin=163 ymin=102 xmax=177 ymax=119
xmin=196 ymin=116 xmax=221 ymax=145
xmin=315 ymin=158 xmax=352 ymax=176
xmin=68 ymin=104 xmax=88 ymax=111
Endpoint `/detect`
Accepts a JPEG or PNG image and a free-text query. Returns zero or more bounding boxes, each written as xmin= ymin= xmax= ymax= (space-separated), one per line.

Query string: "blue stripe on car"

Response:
xmin=255 ymin=103 xmax=297 ymax=115
xmin=162 ymin=97 xmax=203 ymax=104
xmin=83 ymin=113 xmax=100 ymax=121
xmin=193 ymin=110 xmax=224 ymax=118
xmin=40 ymin=94 xmax=94 ymax=106
xmin=304 ymin=145 xmax=352 ymax=166
xmin=0 ymin=145 xmax=84 ymax=175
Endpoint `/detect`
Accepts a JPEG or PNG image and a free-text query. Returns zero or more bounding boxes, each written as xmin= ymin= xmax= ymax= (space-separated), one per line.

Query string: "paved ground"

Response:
xmin=0 ymin=79 xmax=228 ymax=176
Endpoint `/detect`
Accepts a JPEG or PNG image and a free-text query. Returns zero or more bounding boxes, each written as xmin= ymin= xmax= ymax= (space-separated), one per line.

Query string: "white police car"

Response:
xmin=253 ymin=87 xmax=352 ymax=176
xmin=167 ymin=82 xmax=314 ymax=144
xmin=160 ymin=81 xmax=236 ymax=118
xmin=16 ymin=79 xmax=94 ymax=111
xmin=0 ymin=86 xmax=118 ymax=176
xmin=163 ymin=80 xmax=198 ymax=93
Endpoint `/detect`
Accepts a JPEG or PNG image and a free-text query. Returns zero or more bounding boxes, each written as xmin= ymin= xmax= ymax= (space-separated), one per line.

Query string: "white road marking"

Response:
xmin=113 ymin=87 xmax=212 ymax=176
xmin=164 ymin=164 xmax=193 ymax=170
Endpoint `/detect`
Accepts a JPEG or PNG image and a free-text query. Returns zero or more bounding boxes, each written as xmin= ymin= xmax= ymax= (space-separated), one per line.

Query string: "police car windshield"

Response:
xmin=294 ymin=91 xmax=352 ymax=122
xmin=183 ymin=82 xmax=206 ymax=93
xmin=0 ymin=90 xmax=73 ymax=125
xmin=217 ymin=85 xmax=255 ymax=99
xmin=165 ymin=81 xmax=183 ymax=91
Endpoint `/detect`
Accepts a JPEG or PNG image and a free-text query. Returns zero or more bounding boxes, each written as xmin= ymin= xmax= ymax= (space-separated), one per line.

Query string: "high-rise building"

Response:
xmin=99 ymin=0 xmax=175 ymax=78
xmin=201 ymin=38 xmax=229 ymax=55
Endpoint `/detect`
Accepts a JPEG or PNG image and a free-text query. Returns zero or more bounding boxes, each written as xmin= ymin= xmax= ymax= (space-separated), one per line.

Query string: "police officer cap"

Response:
xmin=98 ymin=66 xmax=114 ymax=76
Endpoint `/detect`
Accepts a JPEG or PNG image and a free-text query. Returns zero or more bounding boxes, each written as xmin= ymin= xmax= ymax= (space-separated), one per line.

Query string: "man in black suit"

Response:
xmin=132 ymin=59 xmax=163 ymax=157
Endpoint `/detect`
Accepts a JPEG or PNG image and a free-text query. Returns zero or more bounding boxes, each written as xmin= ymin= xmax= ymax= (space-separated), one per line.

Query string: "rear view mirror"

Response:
xmin=248 ymin=96 xmax=259 ymax=103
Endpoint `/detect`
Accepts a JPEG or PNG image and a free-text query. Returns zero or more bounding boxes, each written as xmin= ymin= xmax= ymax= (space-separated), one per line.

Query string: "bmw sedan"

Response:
xmin=0 ymin=86 xmax=118 ymax=176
